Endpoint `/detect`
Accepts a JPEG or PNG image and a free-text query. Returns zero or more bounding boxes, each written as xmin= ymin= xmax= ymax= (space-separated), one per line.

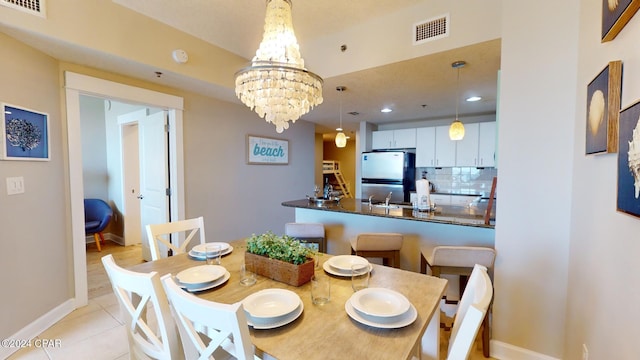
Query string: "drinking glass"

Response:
xmin=205 ymin=244 xmax=221 ymax=265
xmin=311 ymin=274 xmax=330 ymax=305
xmin=351 ymin=263 xmax=370 ymax=292
xmin=240 ymin=260 xmax=257 ymax=286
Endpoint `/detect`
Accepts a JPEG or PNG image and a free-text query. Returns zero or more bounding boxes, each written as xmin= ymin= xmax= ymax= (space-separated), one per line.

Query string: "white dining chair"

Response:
xmin=446 ymin=264 xmax=494 ymax=360
xmin=160 ymin=274 xmax=263 ymax=360
xmin=146 ymin=216 xmax=206 ymax=260
xmin=101 ymin=254 xmax=183 ymax=360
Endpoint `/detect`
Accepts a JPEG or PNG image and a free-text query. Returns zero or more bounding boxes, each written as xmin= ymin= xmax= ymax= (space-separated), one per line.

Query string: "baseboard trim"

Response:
xmin=0 ymin=299 xmax=75 ymax=359
xmin=491 ymin=340 xmax=561 ymax=360
xmin=84 ymin=233 xmax=125 ymax=246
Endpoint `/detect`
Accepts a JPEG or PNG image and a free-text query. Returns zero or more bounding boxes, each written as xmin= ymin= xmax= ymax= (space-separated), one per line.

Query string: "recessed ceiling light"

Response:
xmin=466 ymin=96 xmax=482 ymax=102
xmin=381 ymin=108 xmax=392 ymax=113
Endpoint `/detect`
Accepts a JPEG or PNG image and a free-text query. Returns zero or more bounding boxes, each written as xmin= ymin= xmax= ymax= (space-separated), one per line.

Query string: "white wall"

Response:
xmin=565 ymin=2 xmax=640 ymax=359
xmin=495 ymin=1 xmax=579 ymax=357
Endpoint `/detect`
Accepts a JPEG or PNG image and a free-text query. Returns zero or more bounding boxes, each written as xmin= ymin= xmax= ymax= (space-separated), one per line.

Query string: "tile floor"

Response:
xmin=8 ymin=292 xmax=129 ymax=360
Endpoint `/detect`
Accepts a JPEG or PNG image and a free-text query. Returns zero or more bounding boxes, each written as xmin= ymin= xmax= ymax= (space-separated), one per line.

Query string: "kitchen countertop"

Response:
xmin=282 ymin=198 xmax=495 ymax=229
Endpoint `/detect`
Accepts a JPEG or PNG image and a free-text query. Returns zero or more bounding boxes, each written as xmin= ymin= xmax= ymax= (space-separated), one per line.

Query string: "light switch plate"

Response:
xmin=6 ymin=176 xmax=25 ymax=195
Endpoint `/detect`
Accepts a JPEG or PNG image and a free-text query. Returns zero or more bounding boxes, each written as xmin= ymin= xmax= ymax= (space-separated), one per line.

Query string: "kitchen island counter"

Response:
xmin=282 ymin=198 xmax=495 ymax=275
xmin=282 ymin=198 xmax=494 ymax=229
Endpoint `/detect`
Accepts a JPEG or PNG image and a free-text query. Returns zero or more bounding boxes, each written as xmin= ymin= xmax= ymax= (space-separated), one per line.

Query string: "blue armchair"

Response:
xmin=84 ymin=198 xmax=113 ymax=251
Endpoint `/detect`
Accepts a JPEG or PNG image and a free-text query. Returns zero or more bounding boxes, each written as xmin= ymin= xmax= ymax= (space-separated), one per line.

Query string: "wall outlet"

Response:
xmin=582 ymin=343 xmax=589 ymax=360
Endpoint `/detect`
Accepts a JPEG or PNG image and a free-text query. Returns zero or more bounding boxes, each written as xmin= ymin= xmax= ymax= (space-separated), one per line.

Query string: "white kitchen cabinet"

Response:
xmin=372 ymin=129 xmax=416 ymax=149
xmin=415 ymin=127 xmax=436 ymax=167
xmin=455 ymin=123 xmax=480 ymax=167
xmin=372 ymin=130 xmax=394 ymax=149
xmin=478 ymin=121 xmax=496 ymax=167
xmin=434 ymin=126 xmax=456 ymax=167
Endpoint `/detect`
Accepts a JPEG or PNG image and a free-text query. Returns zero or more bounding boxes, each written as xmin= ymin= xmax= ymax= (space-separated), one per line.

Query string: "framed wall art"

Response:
xmin=247 ymin=135 xmax=289 ymax=165
xmin=1 ymin=103 xmax=50 ymax=161
xmin=617 ymin=99 xmax=640 ymax=218
xmin=586 ymin=60 xmax=622 ymax=155
xmin=602 ymin=0 xmax=640 ymax=42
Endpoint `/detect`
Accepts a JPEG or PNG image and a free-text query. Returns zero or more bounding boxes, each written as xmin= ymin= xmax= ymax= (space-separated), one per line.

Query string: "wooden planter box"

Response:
xmin=245 ymin=252 xmax=314 ymax=286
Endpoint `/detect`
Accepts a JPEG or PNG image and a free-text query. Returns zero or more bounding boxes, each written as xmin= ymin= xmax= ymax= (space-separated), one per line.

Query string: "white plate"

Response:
xmin=323 ymin=261 xmax=372 ymax=277
xmin=180 ymin=271 xmax=230 ymax=292
xmin=350 ymin=288 xmax=411 ymax=318
xmin=246 ymin=300 xmax=304 ymax=330
xmin=345 ymin=299 xmax=417 ymax=328
xmin=188 ymin=246 xmax=233 ymax=260
xmin=242 ymin=289 xmax=301 ymax=320
xmin=191 ymin=242 xmax=231 ymax=255
xmin=328 ymin=255 xmax=369 ymax=272
xmin=176 ymin=265 xmax=226 ymax=285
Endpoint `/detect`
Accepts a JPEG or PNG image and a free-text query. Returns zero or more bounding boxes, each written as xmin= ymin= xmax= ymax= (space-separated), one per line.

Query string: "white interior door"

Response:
xmin=139 ymin=110 xmax=169 ymax=260
xmin=122 ymin=123 xmax=141 ymax=247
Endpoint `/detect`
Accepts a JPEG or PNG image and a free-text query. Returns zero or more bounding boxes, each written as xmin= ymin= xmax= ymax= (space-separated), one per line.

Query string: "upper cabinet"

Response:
xmin=415 ymin=127 xmax=436 ymax=167
xmin=455 ymin=123 xmax=480 ymax=167
xmin=415 ymin=121 xmax=496 ymax=167
xmin=371 ymin=129 xmax=416 ymax=150
xmin=434 ymin=126 xmax=456 ymax=167
xmin=478 ymin=121 xmax=496 ymax=167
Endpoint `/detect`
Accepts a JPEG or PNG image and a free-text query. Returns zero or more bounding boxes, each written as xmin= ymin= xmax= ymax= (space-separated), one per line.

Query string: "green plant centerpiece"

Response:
xmin=245 ymin=232 xmax=315 ymax=286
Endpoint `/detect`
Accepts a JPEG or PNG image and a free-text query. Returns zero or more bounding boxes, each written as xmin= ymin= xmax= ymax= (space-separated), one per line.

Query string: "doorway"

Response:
xmin=65 ymin=72 xmax=185 ymax=307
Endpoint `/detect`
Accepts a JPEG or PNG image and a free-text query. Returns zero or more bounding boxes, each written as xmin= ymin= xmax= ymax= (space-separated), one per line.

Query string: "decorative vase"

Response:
xmin=244 ymin=252 xmax=315 ymax=286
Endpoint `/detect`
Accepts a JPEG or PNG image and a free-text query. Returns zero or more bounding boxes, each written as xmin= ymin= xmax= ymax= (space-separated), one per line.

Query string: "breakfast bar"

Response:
xmin=282 ymin=198 xmax=495 ymax=273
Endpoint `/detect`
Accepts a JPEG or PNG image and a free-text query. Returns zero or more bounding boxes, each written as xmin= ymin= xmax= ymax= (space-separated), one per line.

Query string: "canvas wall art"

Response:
xmin=602 ymin=0 xmax=640 ymax=42
xmin=586 ymin=60 xmax=622 ymax=155
xmin=617 ymin=99 xmax=640 ymax=218
xmin=1 ymin=103 xmax=50 ymax=161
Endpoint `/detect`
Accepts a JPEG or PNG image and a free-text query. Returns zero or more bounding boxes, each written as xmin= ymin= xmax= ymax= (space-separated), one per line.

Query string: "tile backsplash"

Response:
xmin=416 ymin=167 xmax=497 ymax=198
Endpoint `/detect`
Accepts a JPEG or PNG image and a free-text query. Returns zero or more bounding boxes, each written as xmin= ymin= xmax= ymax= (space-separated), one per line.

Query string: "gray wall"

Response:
xmin=0 ymin=33 xmax=71 ymax=338
xmin=80 ymin=96 xmax=108 ymax=200
xmin=181 ymin=92 xmax=315 ymax=240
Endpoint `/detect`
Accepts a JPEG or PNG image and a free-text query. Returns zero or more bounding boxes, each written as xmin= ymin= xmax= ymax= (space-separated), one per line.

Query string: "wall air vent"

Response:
xmin=1 ymin=0 xmax=45 ymax=17
xmin=413 ymin=13 xmax=449 ymax=45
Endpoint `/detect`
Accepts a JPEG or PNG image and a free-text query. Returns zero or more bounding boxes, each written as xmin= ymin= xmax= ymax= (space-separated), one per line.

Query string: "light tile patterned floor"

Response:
xmin=8 ymin=292 xmax=128 ymax=360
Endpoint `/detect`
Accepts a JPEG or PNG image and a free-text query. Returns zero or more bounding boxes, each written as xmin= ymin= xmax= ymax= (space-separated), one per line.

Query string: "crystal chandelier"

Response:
xmin=449 ymin=61 xmax=466 ymax=141
xmin=235 ymin=0 xmax=323 ymax=133
xmin=335 ymin=86 xmax=347 ymax=148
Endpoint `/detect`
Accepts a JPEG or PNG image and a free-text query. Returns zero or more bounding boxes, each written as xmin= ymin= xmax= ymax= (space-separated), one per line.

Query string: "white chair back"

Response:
xmin=161 ymin=274 xmax=259 ymax=360
xmin=101 ymin=254 xmax=182 ymax=360
xmin=145 ymin=216 xmax=206 ymax=261
xmin=447 ymin=264 xmax=493 ymax=360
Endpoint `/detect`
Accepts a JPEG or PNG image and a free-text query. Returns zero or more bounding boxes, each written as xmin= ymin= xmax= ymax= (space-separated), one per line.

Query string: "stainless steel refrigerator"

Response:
xmin=361 ymin=151 xmax=415 ymax=203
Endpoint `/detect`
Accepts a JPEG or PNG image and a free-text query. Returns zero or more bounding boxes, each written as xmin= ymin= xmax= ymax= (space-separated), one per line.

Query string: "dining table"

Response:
xmin=128 ymin=239 xmax=448 ymax=360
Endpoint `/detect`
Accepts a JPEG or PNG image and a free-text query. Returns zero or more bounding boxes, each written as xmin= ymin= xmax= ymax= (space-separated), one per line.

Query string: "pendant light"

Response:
xmin=449 ymin=61 xmax=466 ymax=141
xmin=335 ymin=86 xmax=347 ymax=148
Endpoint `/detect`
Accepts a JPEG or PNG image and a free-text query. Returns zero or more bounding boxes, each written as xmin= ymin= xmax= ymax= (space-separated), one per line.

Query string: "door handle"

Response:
xmin=137 ymin=194 xmax=144 ymax=200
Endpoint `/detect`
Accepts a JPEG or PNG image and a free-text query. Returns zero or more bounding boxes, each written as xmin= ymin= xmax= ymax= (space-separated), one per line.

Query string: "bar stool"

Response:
xmin=420 ymin=245 xmax=496 ymax=358
xmin=285 ymin=222 xmax=326 ymax=253
xmin=350 ymin=233 xmax=403 ymax=268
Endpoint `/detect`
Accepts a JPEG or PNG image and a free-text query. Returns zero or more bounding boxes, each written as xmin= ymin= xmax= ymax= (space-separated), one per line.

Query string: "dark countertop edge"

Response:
xmin=282 ymin=199 xmax=495 ymax=229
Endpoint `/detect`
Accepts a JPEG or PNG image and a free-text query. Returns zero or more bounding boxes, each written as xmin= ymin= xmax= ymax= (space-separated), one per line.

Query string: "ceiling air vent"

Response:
xmin=413 ymin=13 xmax=449 ymax=45
xmin=1 ymin=0 xmax=45 ymax=17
